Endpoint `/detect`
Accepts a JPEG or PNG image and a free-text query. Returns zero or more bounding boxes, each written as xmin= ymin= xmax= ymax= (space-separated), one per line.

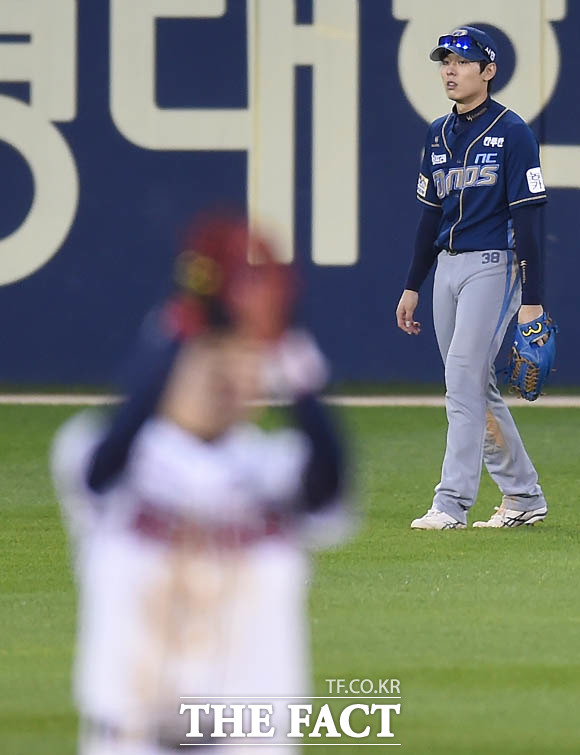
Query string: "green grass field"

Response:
xmin=1 ymin=404 xmax=579 ymax=754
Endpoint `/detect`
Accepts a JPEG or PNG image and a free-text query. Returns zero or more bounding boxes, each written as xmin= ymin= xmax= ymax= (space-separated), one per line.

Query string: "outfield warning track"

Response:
xmin=0 ymin=394 xmax=579 ymax=407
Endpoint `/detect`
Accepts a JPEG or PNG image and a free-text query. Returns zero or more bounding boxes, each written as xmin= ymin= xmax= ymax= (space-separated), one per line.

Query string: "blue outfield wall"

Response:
xmin=0 ymin=0 xmax=577 ymax=385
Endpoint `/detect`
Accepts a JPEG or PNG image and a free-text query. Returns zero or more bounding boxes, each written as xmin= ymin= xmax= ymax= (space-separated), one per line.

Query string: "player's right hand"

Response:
xmin=396 ymin=290 xmax=421 ymax=335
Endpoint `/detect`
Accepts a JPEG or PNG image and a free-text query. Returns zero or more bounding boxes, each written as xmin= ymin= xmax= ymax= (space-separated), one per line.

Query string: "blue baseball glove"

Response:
xmin=507 ymin=313 xmax=559 ymax=401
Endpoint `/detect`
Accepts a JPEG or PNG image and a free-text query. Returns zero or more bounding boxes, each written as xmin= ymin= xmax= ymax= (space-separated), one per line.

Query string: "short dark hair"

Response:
xmin=479 ymin=60 xmax=496 ymax=93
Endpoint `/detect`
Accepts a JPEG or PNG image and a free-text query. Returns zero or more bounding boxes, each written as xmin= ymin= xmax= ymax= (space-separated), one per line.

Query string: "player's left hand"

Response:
xmin=518 ymin=304 xmax=543 ymax=324
xmin=507 ymin=312 xmax=558 ymax=401
xmin=518 ymin=305 xmax=547 ymax=344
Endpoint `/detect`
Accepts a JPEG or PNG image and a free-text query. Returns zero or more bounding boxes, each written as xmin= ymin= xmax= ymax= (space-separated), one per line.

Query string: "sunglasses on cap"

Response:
xmin=437 ymin=34 xmax=494 ymax=62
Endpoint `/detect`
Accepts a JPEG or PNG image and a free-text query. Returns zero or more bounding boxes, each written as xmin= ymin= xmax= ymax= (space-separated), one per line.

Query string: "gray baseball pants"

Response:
xmin=432 ymin=249 xmax=546 ymax=524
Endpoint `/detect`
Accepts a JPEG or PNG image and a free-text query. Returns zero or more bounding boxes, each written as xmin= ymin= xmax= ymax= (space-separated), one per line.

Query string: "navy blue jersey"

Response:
xmin=416 ymin=98 xmax=547 ymax=252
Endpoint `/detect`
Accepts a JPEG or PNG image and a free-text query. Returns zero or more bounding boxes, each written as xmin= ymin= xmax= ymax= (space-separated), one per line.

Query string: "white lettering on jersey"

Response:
xmin=483 ymin=136 xmax=504 ymax=147
xmin=526 ymin=167 xmax=545 ymax=193
xmin=433 ymin=165 xmax=499 ymax=199
xmin=431 ymin=153 xmax=447 ymax=165
xmin=417 ymin=172 xmax=428 ymax=197
xmin=474 ymin=152 xmax=498 ymax=164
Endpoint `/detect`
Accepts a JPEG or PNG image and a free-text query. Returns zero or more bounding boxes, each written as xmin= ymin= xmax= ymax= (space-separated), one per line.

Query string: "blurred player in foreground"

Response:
xmin=52 ymin=215 xmax=351 ymax=754
xmin=396 ymin=26 xmax=550 ymax=530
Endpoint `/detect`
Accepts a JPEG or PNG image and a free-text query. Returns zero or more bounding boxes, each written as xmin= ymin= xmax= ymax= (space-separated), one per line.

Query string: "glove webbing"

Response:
xmin=510 ymin=348 xmax=541 ymax=397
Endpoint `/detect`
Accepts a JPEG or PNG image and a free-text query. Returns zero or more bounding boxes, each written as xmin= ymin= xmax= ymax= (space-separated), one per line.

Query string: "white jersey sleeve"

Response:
xmin=51 ymin=411 xmax=110 ymax=549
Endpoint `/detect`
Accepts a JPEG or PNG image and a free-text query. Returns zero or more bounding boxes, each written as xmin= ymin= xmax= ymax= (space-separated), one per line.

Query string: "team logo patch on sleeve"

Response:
xmin=526 ymin=167 xmax=545 ymax=193
xmin=417 ymin=172 xmax=428 ymax=197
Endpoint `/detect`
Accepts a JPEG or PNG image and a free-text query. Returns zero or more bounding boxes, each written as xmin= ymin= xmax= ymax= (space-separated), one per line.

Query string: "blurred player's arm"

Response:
xmin=291 ymin=393 xmax=344 ymax=512
xmin=52 ymin=313 xmax=183 ymax=553
xmin=263 ymin=330 xmax=351 ymax=543
xmin=87 ymin=324 xmax=181 ymax=492
xmin=396 ymin=205 xmax=442 ymax=335
xmin=291 ymin=393 xmax=353 ymax=548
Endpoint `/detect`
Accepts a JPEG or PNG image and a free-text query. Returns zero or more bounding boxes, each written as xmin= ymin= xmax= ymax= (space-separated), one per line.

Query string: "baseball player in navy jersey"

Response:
xmin=52 ymin=216 xmax=350 ymax=754
xmin=395 ymin=26 xmax=549 ymax=529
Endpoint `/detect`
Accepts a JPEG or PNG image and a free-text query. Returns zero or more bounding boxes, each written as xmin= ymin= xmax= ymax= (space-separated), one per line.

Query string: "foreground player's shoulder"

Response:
xmin=431 ymin=113 xmax=450 ymax=129
xmin=495 ymin=103 xmax=540 ymax=142
xmin=416 ymin=115 xmax=448 ymax=207
xmin=52 ymin=411 xmax=106 ymax=491
xmin=491 ymin=102 xmax=547 ymax=205
xmin=425 ymin=113 xmax=449 ymax=139
xmin=51 ymin=411 xmax=110 ymax=544
xmin=422 ymin=114 xmax=452 ymax=160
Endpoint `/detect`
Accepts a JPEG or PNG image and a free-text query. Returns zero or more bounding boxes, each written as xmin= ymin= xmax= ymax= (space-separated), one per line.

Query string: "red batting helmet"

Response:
xmin=165 ymin=212 xmax=295 ymax=341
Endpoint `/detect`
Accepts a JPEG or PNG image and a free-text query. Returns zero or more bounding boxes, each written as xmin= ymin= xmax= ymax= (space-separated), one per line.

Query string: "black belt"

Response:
xmin=441 ymin=248 xmax=469 ymax=256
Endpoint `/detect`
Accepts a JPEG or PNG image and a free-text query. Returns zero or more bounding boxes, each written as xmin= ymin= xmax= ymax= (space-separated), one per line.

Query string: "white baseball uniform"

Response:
xmin=53 ymin=409 xmax=348 ymax=755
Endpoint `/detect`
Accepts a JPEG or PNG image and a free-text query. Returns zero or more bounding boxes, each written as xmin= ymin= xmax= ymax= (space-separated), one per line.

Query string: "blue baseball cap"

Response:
xmin=430 ymin=26 xmax=497 ymax=64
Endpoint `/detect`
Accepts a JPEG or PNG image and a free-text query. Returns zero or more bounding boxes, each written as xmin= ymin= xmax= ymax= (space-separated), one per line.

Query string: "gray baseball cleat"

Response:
xmin=410 ymin=508 xmax=466 ymax=530
xmin=472 ymin=503 xmax=548 ymax=528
